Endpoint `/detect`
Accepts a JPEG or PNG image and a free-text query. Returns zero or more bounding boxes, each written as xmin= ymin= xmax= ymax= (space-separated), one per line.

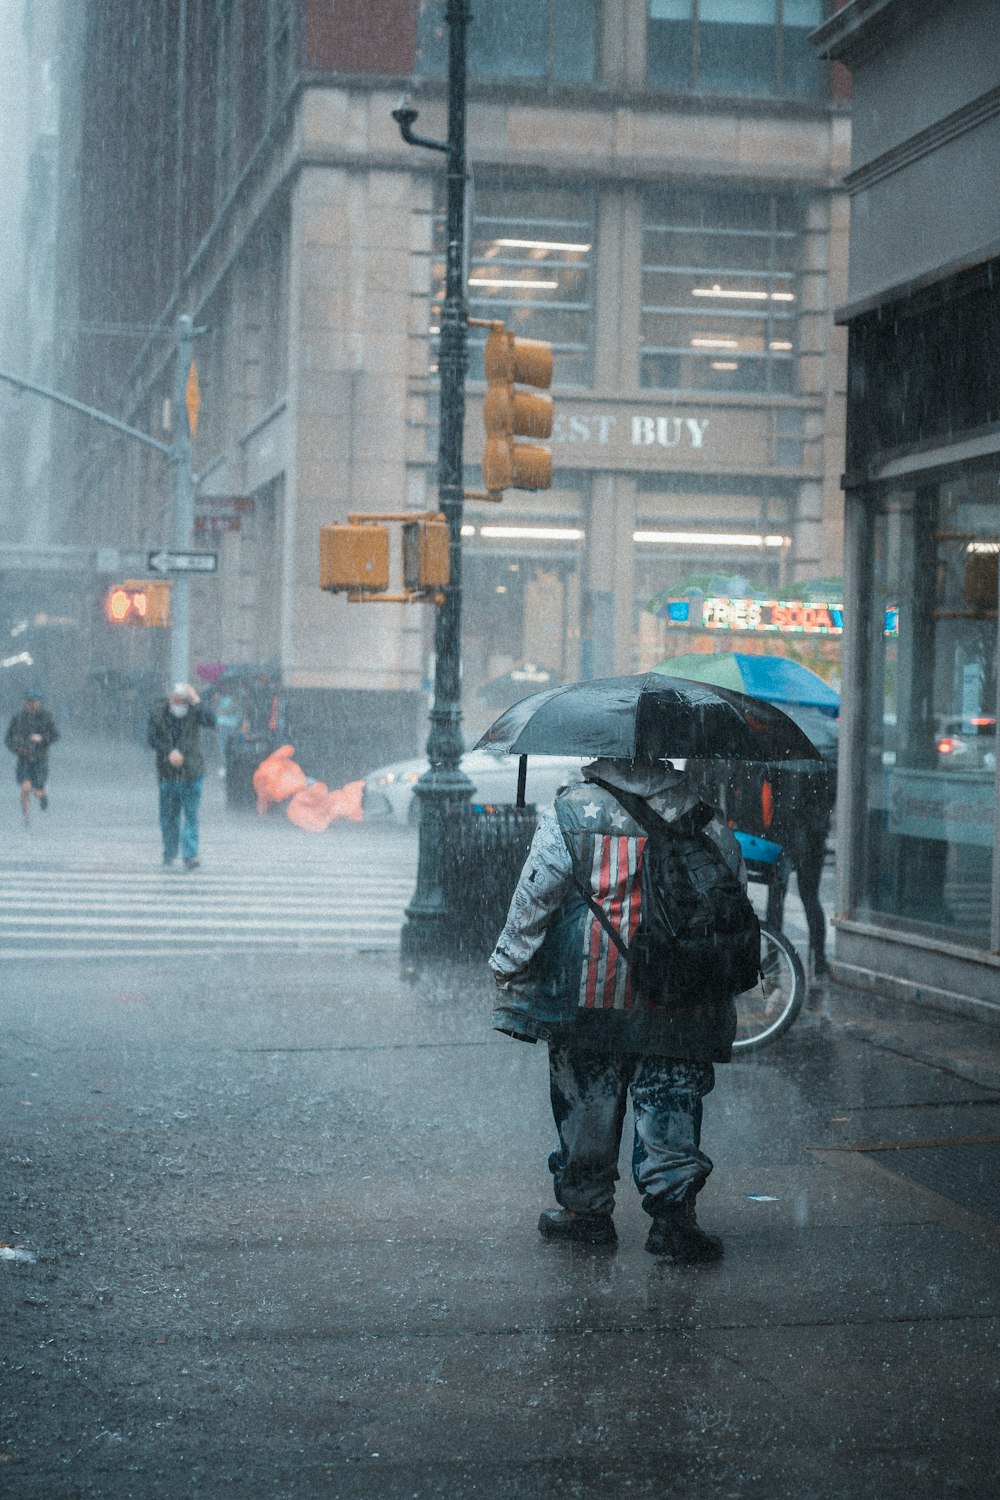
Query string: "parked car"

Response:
xmin=362 ymin=748 xmax=586 ymax=825
xmin=936 ymin=715 xmax=997 ymax=771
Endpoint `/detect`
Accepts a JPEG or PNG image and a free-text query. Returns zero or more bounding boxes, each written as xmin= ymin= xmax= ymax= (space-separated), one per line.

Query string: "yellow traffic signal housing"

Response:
xmin=482 ymin=325 xmax=554 ymax=496
xmin=319 ymin=524 xmax=390 ymax=593
xmin=403 ymin=516 xmax=450 ymax=592
xmin=106 ymin=579 xmax=172 ymax=627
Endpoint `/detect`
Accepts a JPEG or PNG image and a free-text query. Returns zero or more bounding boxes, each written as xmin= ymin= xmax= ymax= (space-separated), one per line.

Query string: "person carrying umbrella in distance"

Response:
xmin=483 ymin=673 xmax=821 ymax=1262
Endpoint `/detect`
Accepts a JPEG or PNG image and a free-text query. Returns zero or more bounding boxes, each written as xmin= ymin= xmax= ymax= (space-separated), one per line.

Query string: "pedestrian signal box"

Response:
xmin=319 ymin=514 xmax=449 ymax=603
xmin=320 ymin=524 xmax=390 ymax=594
xmin=402 ymin=516 xmax=449 ymax=592
xmin=105 ymin=579 xmax=172 ymax=627
xmin=480 ymin=322 xmax=553 ymax=498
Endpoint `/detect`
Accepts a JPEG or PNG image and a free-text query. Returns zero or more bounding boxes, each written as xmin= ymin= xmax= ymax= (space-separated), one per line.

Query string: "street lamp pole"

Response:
xmin=397 ymin=0 xmax=474 ymax=956
xmin=171 ymin=313 xmax=196 ymax=683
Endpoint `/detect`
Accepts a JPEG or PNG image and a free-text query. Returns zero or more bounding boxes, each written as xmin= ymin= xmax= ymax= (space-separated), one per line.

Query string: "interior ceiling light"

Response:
xmin=693 ymin=284 xmax=768 ymax=301
xmin=691 ymin=336 xmax=739 ymax=349
xmin=711 ymin=361 xmax=739 ymax=370
xmin=494 ymin=238 xmax=591 ymax=253
xmin=967 ymin=541 xmax=1000 ymax=553
xmin=469 ymin=277 xmax=559 ymax=289
xmin=633 ymin=530 xmax=784 ymax=548
xmin=460 ymin=524 xmax=476 ymax=537
xmin=479 ymin=526 xmax=584 ymax=541
xmin=770 ymin=291 xmax=796 ymax=301
xmin=769 ymin=340 xmax=793 ymax=350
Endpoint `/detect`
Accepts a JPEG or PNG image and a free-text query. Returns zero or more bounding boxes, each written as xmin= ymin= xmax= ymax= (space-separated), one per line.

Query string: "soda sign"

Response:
xmin=658 ymin=596 xmax=899 ymax=637
xmin=702 ymin=597 xmax=844 ymax=634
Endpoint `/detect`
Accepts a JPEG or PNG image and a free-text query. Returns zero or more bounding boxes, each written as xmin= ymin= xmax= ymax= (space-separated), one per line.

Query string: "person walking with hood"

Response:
xmin=489 ymin=756 xmax=749 ymax=1263
xmin=147 ymin=682 xmax=216 ymax=869
xmin=5 ymin=688 xmax=59 ymax=824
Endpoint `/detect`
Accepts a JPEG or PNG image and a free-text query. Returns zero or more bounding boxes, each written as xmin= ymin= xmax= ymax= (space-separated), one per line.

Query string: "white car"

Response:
xmin=362 ymin=747 xmax=586 ymax=825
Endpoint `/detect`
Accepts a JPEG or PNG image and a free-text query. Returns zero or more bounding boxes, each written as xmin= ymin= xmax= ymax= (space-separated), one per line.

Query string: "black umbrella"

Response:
xmin=474 ymin=673 xmax=823 ymax=763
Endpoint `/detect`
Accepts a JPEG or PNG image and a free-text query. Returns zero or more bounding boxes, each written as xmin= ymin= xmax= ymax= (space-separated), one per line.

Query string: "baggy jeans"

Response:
xmin=159 ymin=777 xmax=203 ymax=863
xmin=547 ymin=1042 xmax=715 ymax=1218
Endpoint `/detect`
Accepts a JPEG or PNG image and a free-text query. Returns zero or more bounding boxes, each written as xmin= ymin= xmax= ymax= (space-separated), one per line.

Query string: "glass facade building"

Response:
xmin=817 ymin=0 xmax=1000 ymax=1011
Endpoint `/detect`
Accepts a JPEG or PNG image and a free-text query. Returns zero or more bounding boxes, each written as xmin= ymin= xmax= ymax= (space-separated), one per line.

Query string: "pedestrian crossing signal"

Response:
xmin=105 ymin=580 xmax=172 ymax=627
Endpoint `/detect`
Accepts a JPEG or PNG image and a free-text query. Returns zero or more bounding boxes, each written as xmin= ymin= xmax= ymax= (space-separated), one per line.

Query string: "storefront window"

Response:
xmin=460 ymin=497 xmax=587 ymax=736
xmin=859 ymin=469 xmax=998 ymax=949
xmin=432 ymin=182 xmax=596 ymax=387
xmin=641 ymin=187 xmax=800 ymax=393
xmin=417 ymin=0 xmax=599 ymax=83
xmin=647 ymin=0 xmax=825 ymax=97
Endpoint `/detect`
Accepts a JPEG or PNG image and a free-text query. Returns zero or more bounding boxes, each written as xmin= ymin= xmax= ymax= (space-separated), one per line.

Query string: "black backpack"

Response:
xmin=576 ymin=783 xmax=761 ymax=1009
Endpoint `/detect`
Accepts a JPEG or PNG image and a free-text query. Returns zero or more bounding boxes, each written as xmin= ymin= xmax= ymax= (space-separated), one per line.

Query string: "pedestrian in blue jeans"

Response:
xmin=147 ymin=683 xmax=216 ymax=869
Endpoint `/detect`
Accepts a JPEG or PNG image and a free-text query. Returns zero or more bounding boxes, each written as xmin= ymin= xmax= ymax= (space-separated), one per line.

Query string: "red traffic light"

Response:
xmin=107 ymin=586 xmax=147 ymax=622
xmin=105 ymin=580 xmax=171 ymax=626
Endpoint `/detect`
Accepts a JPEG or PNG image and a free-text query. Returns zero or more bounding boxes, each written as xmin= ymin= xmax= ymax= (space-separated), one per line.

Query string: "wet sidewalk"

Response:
xmin=2 ymin=935 xmax=999 ymax=1499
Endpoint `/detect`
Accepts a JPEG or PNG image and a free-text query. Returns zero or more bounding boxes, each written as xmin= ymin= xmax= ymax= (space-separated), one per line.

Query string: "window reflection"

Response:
xmin=417 ymin=0 xmax=599 ymax=83
xmin=861 ymin=470 xmax=998 ymax=948
xmin=641 ymin=187 xmax=799 ymax=393
xmin=647 ymin=0 xmax=825 ymax=96
xmin=432 ymin=183 xmax=595 ymax=387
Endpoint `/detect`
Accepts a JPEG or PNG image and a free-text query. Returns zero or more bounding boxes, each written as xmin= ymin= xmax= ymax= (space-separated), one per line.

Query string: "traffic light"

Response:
xmin=481 ymin=324 xmax=553 ymax=497
xmin=402 ymin=516 xmax=449 ymax=592
xmin=105 ymin=580 xmax=172 ymax=627
xmin=319 ymin=524 xmax=390 ymax=593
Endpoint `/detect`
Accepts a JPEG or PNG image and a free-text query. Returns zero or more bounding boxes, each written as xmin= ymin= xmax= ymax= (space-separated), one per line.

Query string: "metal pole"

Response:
xmin=402 ymin=0 xmax=474 ymax=957
xmin=171 ymin=314 xmax=195 ymax=683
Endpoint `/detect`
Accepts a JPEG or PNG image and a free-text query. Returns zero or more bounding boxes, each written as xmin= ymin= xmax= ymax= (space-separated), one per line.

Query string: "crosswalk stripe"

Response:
xmin=0 ymin=846 xmax=417 ymax=956
xmin=0 ymin=914 xmax=404 ymax=931
xmin=0 ymin=940 xmax=402 ymax=959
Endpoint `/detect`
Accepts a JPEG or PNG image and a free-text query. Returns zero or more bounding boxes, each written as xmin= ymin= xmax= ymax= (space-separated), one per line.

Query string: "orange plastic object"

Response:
xmin=326 ymin=779 xmax=364 ymax=823
xmin=286 ymin=778 xmax=365 ymax=832
xmin=761 ymin=778 xmax=774 ymax=831
xmin=252 ymin=744 xmax=308 ymax=815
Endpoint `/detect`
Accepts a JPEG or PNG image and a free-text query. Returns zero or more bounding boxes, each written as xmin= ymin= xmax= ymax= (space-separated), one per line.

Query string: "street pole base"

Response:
xmin=400 ymin=906 xmax=455 ymax=961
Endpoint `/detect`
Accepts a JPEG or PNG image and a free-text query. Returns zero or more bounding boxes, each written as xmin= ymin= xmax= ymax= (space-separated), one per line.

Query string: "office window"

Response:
xmin=641 ymin=187 xmax=800 ymax=394
xmin=647 ymin=0 xmax=825 ymax=97
xmin=417 ymin=0 xmax=598 ymax=82
xmin=432 ymin=182 xmax=596 ymax=387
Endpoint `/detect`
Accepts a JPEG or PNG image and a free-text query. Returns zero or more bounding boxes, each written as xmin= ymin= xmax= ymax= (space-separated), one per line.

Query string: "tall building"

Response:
xmin=0 ymin=0 xmax=80 ymax=724
xmin=816 ymin=0 xmax=1000 ymax=1012
xmin=51 ymin=0 xmax=851 ymax=767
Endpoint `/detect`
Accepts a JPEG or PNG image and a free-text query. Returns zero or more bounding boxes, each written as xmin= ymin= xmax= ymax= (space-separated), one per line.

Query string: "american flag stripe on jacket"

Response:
xmin=581 ymin=834 xmax=647 ymax=1012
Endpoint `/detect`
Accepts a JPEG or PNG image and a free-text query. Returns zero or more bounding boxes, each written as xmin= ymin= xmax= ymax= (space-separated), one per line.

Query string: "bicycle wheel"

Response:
xmin=732 ymin=923 xmax=806 ymax=1052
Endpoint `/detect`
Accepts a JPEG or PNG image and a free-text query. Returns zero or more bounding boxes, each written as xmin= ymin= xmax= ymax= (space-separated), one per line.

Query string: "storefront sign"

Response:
xmin=887 ymin=769 xmax=996 ymax=848
xmin=550 ymin=412 xmax=710 ymax=450
xmin=195 ymin=495 xmax=254 ymax=535
xmin=657 ymin=597 xmax=844 ymax=634
xmin=655 ymin=597 xmax=900 ymax=637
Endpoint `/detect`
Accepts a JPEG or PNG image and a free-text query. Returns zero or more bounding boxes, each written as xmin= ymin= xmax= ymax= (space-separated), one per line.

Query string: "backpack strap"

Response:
xmin=572 ymin=876 xmax=632 ymax=959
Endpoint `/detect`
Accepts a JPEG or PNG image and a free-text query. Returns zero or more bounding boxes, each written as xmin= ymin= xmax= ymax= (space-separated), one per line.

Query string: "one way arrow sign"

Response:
xmin=147 ymin=549 xmax=218 ymax=575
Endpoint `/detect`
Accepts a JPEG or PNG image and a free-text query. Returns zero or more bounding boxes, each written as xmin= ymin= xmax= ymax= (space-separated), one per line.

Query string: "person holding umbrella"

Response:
xmin=482 ymin=673 xmax=820 ymax=1262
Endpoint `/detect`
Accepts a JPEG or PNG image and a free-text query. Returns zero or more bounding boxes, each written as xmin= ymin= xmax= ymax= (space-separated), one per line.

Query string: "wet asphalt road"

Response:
xmin=2 ymin=740 xmax=1000 ymax=1498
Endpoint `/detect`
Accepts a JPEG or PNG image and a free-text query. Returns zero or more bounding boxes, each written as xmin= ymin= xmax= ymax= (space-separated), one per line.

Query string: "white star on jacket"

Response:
xmin=582 ymin=801 xmax=601 ymax=819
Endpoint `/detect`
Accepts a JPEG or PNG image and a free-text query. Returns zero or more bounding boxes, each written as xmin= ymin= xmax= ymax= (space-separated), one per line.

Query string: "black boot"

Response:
xmin=538 ymin=1208 xmax=617 ymax=1245
xmin=645 ymin=1194 xmax=723 ymax=1263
